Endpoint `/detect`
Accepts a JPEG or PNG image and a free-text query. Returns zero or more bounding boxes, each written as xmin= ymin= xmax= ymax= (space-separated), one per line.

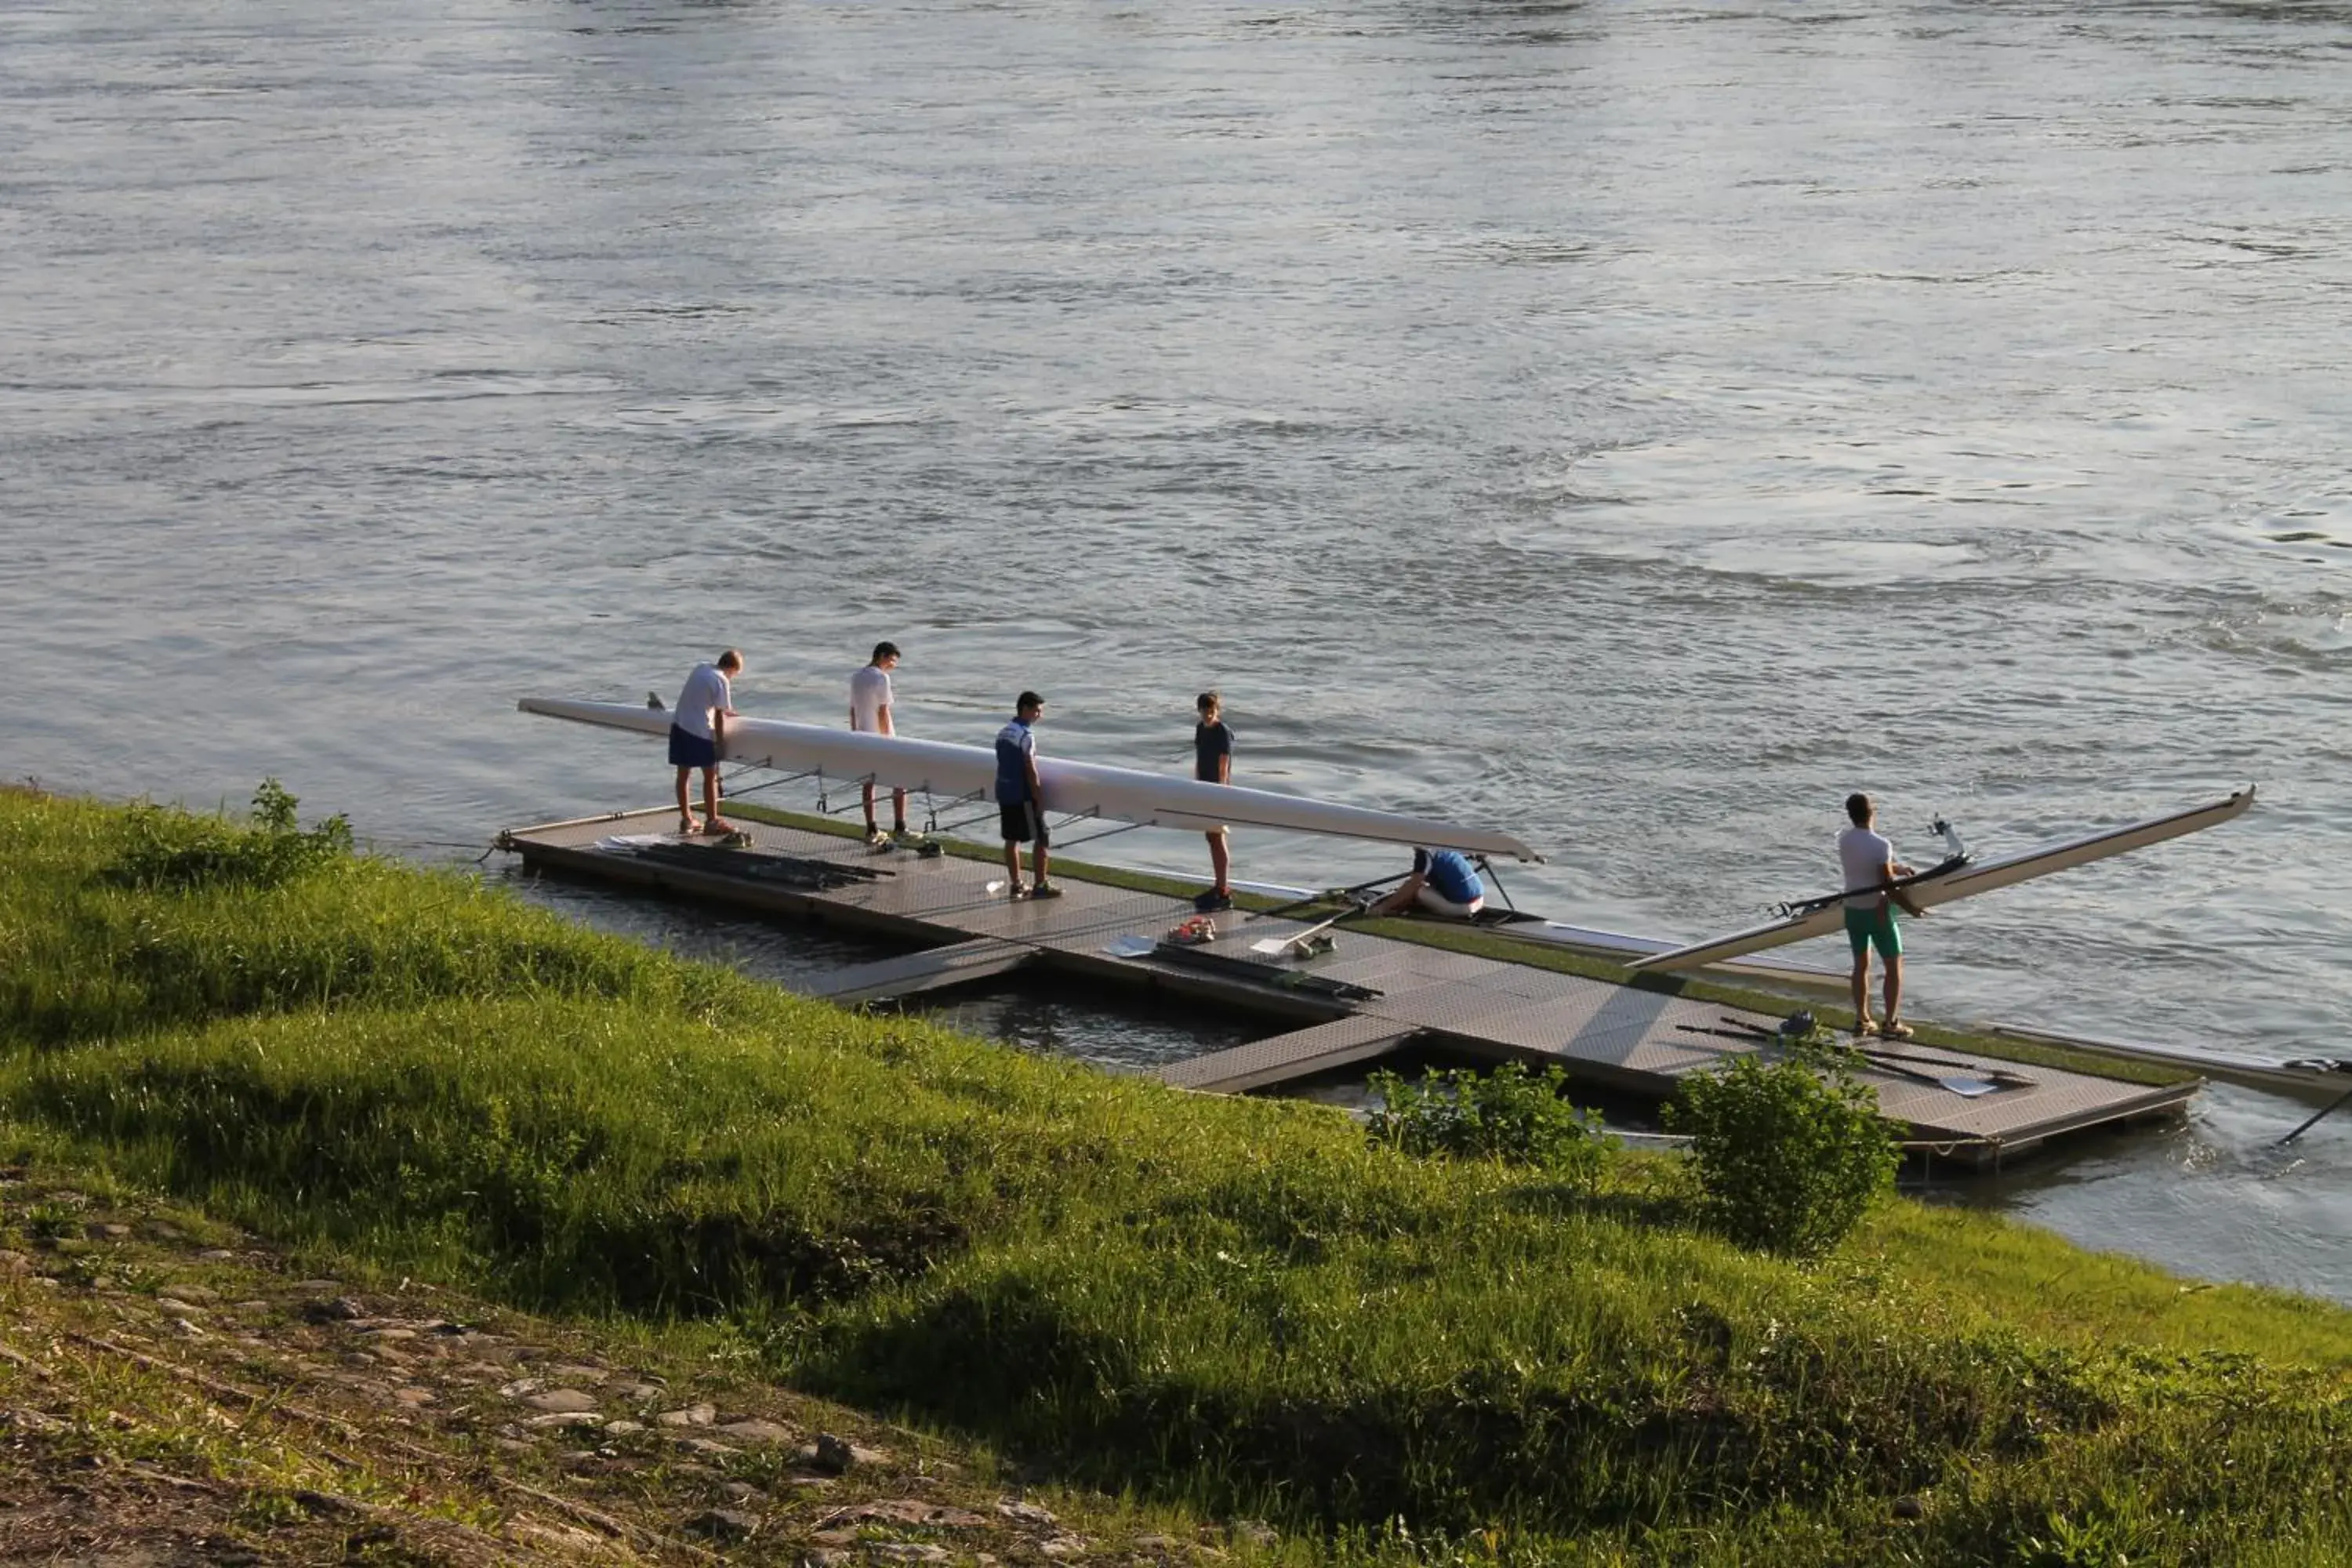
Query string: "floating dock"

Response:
xmin=498 ymin=806 xmax=2199 ymax=1166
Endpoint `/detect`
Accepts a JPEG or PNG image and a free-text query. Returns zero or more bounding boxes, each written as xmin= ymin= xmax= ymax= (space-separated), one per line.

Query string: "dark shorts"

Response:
xmin=668 ymin=724 xmax=717 ymax=770
xmin=999 ymin=800 xmax=1047 ymax=846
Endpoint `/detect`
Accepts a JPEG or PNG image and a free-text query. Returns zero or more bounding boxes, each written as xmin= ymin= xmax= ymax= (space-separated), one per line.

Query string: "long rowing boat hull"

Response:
xmin=1984 ymin=1022 xmax=2351 ymax=1105
xmin=521 ymin=698 xmax=1543 ymax=862
xmin=1628 ymin=789 xmax=2255 ymax=972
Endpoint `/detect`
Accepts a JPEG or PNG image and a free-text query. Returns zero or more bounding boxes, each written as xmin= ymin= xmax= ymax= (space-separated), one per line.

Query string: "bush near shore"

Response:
xmin=1 ymin=787 xmax=2347 ymax=1565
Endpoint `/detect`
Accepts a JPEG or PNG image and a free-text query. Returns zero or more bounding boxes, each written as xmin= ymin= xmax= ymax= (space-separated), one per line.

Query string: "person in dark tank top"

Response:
xmin=1192 ymin=691 xmax=1234 ymax=912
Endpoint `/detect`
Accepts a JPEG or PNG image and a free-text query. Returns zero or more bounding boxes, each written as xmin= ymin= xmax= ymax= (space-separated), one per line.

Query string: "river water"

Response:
xmin=3 ymin=0 xmax=2347 ymax=1303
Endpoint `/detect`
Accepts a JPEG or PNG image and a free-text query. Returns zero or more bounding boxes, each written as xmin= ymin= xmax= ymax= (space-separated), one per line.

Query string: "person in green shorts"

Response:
xmin=1837 ymin=792 xmax=1916 ymax=1039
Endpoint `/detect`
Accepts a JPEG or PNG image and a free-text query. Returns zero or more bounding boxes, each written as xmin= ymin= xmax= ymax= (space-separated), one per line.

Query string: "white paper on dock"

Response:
xmin=1248 ymin=936 xmax=1297 ymax=956
xmin=596 ymin=833 xmax=685 ymax=850
xmin=1102 ymin=935 xmax=1156 ymax=960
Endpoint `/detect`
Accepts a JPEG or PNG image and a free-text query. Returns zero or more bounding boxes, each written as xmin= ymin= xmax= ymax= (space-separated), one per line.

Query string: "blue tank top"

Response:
xmin=1425 ymin=849 xmax=1483 ymax=905
xmin=995 ymin=718 xmax=1034 ymax=804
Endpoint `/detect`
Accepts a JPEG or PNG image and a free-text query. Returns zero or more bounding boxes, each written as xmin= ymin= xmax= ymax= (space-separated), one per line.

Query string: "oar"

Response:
xmin=1681 ymin=1019 xmax=2009 ymax=1097
xmin=1675 ymin=1023 xmax=1951 ymax=1087
xmin=1247 ymin=870 xmax=1409 ymax=925
xmin=1250 ymin=903 xmax=1359 ymax=958
xmin=2279 ymin=1083 xmax=2352 ymax=1146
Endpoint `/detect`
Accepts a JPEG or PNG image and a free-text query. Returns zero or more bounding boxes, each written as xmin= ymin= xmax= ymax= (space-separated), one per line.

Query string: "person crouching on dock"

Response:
xmin=1838 ymin=791 xmax=1916 ymax=1040
xmin=671 ymin=649 xmax=742 ymax=836
xmin=1370 ymin=847 xmax=1486 ymax=919
xmin=850 ymin=641 xmax=913 ymax=845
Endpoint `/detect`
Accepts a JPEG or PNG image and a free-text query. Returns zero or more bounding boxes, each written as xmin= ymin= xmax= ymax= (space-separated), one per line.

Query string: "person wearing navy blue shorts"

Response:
xmin=670 ymin=650 xmax=742 ymax=835
xmin=995 ymin=691 xmax=1058 ymax=898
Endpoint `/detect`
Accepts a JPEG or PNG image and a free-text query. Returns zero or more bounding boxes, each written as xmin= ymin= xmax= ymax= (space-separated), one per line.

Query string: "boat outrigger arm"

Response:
xmin=519 ymin=698 xmax=1544 ymax=862
xmin=1776 ymin=818 xmax=1973 ymax=920
xmin=1629 ymin=787 xmax=2256 ymax=973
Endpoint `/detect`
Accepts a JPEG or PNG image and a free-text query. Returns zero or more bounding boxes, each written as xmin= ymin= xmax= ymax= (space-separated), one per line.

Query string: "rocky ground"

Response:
xmin=0 ymin=1163 xmax=1269 ymax=1566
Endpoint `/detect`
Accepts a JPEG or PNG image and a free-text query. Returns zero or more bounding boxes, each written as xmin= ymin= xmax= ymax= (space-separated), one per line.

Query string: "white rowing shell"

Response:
xmin=521 ymin=698 xmax=1544 ymax=862
xmin=1628 ymin=788 xmax=2255 ymax=972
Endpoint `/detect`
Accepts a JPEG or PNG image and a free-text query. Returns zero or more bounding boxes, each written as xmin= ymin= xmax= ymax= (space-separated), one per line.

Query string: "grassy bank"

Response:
xmin=2 ymin=787 xmax=2347 ymax=1565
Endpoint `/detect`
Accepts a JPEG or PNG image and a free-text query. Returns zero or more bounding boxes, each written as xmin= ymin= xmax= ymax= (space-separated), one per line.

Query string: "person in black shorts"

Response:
xmin=993 ymin=692 xmax=1057 ymax=898
xmin=1193 ymin=691 xmax=1234 ymax=912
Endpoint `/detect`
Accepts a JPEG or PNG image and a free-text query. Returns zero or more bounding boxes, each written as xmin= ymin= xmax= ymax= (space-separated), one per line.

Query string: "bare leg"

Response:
xmin=702 ymin=768 xmax=734 ymax=832
xmin=862 ymin=779 xmax=878 ymax=834
xmin=676 ymin=768 xmax=698 ymax=833
xmin=891 ymin=786 xmax=909 ymax=834
xmin=1849 ymin=951 xmax=1872 ymax=1032
xmin=1207 ymin=830 xmax=1230 ymax=892
xmin=1004 ymin=840 xmax=1022 ymax=891
xmin=1033 ymin=841 xmax=1050 ymax=887
xmin=1883 ymin=953 xmax=1904 ymax=1029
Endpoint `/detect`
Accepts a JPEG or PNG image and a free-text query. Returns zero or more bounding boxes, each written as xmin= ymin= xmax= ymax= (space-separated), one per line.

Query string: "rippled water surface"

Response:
xmin=4 ymin=0 xmax=2347 ymax=1300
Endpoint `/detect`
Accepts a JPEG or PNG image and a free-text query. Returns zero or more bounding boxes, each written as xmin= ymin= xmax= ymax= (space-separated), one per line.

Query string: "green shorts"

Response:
xmin=1845 ymin=903 xmax=1902 ymax=960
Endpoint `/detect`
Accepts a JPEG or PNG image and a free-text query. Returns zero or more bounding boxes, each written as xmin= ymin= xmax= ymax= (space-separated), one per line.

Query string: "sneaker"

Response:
xmin=892 ymin=827 xmax=927 ymax=848
xmin=1882 ymin=1021 xmax=1915 ymax=1041
xmin=1192 ymin=888 xmax=1233 ymax=913
xmin=1853 ymin=1018 xmax=1880 ymax=1037
xmin=1028 ymin=882 xmax=1064 ymax=900
xmin=865 ymin=826 xmax=890 ymax=848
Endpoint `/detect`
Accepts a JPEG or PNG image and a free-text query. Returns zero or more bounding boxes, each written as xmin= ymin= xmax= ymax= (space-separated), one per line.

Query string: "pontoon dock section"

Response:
xmin=496 ymin=806 xmax=2198 ymax=1167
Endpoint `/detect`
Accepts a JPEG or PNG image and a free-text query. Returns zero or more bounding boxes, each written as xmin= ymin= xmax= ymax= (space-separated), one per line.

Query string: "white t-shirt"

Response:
xmin=673 ymin=663 xmax=731 ymax=740
xmin=1837 ymin=826 xmax=1896 ymax=909
xmin=849 ymin=664 xmax=894 ymax=732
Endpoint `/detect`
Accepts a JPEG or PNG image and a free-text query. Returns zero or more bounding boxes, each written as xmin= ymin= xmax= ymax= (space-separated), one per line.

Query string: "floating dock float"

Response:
xmin=496 ymin=805 xmax=2201 ymax=1167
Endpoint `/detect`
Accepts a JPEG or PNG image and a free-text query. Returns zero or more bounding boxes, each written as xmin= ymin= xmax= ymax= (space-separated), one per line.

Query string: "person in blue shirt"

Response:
xmin=1370 ymin=847 xmax=1486 ymax=919
xmin=994 ymin=691 xmax=1058 ymax=898
xmin=1192 ymin=691 xmax=1235 ymax=912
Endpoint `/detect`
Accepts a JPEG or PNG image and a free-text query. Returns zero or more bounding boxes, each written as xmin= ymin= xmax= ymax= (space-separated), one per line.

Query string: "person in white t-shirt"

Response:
xmin=849 ymin=641 xmax=909 ymax=845
xmin=1837 ymin=792 xmax=1917 ymax=1040
xmin=670 ymin=650 xmax=742 ymax=836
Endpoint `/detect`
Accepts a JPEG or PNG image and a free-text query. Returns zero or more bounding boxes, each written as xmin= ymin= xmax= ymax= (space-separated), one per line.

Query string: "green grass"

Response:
xmin=2 ymin=786 xmax=2347 ymax=1565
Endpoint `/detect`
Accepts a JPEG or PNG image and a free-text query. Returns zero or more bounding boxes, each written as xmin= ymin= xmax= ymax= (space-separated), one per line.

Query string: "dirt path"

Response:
xmin=0 ymin=1163 xmax=1262 ymax=1566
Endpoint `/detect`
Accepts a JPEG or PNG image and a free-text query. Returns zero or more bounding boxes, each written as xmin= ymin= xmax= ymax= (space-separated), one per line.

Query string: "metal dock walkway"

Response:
xmin=499 ymin=806 xmax=2198 ymax=1164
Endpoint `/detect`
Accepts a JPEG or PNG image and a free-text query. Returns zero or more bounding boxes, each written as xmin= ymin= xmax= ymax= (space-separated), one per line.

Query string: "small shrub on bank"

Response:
xmin=111 ymin=779 xmax=353 ymax=891
xmin=1367 ymin=1060 xmax=1606 ymax=1182
xmin=1667 ymin=1041 xmax=1898 ymax=1257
